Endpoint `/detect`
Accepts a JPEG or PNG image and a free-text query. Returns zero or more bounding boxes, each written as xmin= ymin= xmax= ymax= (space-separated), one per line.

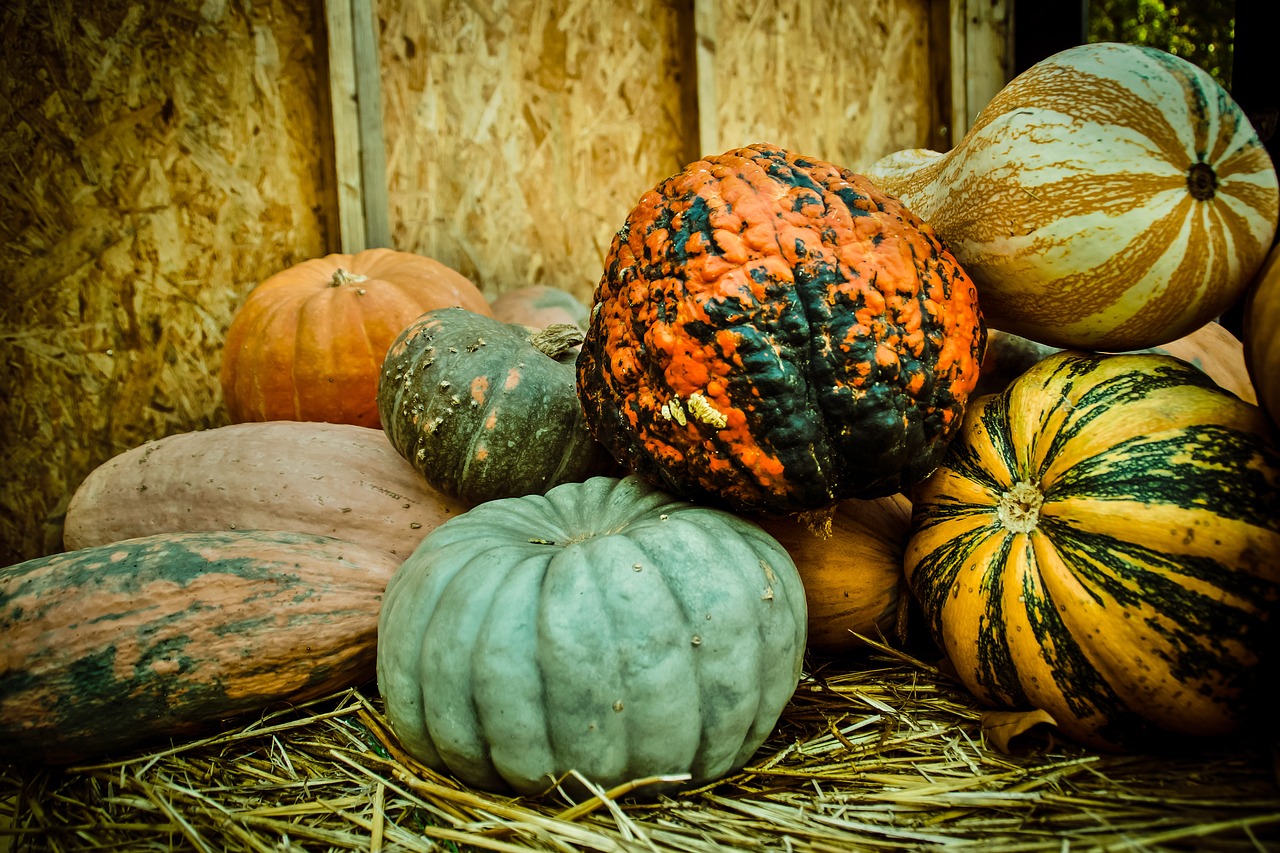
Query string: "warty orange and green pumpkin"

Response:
xmin=576 ymin=143 xmax=985 ymax=516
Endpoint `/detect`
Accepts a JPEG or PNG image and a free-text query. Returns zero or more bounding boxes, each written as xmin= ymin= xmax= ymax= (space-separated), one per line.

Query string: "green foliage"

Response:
xmin=1088 ymin=0 xmax=1235 ymax=89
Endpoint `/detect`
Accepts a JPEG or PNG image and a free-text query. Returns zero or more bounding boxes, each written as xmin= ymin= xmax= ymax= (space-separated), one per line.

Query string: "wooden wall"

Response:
xmin=0 ymin=0 xmax=330 ymax=562
xmin=0 ymin=0 xmax=1011 ymax=564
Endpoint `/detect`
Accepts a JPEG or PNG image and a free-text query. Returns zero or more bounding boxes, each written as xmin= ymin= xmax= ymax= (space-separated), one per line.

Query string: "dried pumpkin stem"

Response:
xmin=331 ymin=268 xmax=369 ymax=287
xmin=530 ymin=323 xmax=585 ymax=359
xmin=997 ymin=481 xmax=1043 ymax=534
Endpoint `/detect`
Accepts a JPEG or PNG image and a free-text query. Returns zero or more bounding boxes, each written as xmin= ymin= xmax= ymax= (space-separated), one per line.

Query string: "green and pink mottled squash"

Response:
xmin=378 ymin=307 xmax=614 ymax=505
xmin=1 ymin=530 xmax=399 ymax=765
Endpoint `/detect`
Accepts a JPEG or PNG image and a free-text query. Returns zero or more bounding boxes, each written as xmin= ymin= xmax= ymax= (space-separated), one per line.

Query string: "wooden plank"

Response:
xmin=928 ymin=0 xmax=955 ymax=152
xmin=949 ymin=0 xmax=968 ymax=139
xmin=964 ymin=0 xmax=1011 ymax=120
xmin=352 ymin=0 xmax=390 ymax=248
xmin=949 ymin=0 xmax=1012 ymax=139
xmin=324 ymin=0 xmax=366 ymax=252
xmin=694 ymin=0 xmax=719 ymax=158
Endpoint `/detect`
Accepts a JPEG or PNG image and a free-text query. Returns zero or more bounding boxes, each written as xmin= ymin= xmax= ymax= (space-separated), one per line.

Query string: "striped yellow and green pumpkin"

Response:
xmin=865 ymin=42 xmax=1279 ymax=352
xmin=904 ymin=350 xmax=1280 ymax=749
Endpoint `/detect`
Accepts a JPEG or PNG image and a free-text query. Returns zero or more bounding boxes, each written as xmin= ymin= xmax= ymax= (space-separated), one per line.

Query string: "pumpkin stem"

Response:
xmin=1186 ymin=162 xmax=1217 ymax=201
xmin=795 ymin=506 xmax=835 ymax=539
xmin=530 ymin=323 xmax=585 ymax=359
xmin=331 ymin=268 xmax=370 ymax=287
xmin=996 ymin=481 xmax=1043 ymax=534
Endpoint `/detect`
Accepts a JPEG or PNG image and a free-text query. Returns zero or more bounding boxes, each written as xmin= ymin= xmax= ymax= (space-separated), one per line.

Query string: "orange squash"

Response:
xmin=220 ymin=249 xmax=491 ymax=429
xmin=977 ymin=322 xmax=1257 ymax=403
xmin=754 ymin=494 xmax=911 ymax=654
xmin=1244 ymin=241 xmax=1280 ymax=426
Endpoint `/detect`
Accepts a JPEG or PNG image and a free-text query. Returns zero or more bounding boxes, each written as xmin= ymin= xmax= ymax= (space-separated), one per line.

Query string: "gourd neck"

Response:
xmin=997 ymin=481 xmax=1043 ymax=534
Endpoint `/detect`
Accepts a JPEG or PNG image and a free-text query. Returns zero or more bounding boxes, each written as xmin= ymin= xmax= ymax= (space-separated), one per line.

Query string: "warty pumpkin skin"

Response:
xmin=576 ymin=143 xmax=985 ymax=515
xmin=63 ymin=421 xmax=468 ymax=560
xmin=865 ymin=43 xmax=1279 ymax=351
xmin=220 ymin=248 xmax=491 ymax=429
xmin=904 ymin=351 xmax=1280 ymax=749
xmin=753 ymin=494 xmax=911 ymax=654
xmin=376 ymin=475 xmax=808 ymax=795
xmin=0 ymin=530 xmax=400 ymax=766
xmin=378 ymin=307 xmax=614 ymax=505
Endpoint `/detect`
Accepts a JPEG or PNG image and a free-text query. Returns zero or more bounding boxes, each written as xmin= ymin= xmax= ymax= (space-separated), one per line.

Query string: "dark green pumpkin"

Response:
xmin=576 ymin=143 xmax=985 ymax=515
xmin=378 ymin=307 xmax=613 ymax=505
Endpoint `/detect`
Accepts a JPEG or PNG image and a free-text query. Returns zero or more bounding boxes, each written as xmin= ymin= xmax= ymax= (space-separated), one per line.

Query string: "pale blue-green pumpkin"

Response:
xmin=376 ymin=474 xmax=808 ymax=795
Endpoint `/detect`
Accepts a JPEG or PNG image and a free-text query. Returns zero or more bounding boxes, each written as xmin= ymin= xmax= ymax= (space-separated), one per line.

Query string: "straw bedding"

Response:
xmin=4 ymin=640 xmax=1278 ymax=852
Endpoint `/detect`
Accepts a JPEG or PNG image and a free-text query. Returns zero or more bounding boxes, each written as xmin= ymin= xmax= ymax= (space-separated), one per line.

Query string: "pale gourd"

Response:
xmin=865 ymin=42 xmax=1279 ymax=351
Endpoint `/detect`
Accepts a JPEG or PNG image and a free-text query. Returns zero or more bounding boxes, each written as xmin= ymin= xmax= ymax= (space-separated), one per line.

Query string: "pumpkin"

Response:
xmin=378 ymin=307 xmax=614 ymax=505
xmin=490 ymin=284 xmax=590 ymax=330
xmin=1 ymin=530 xmax=399 ymax=765
xmin=1244 ymin=241 xmax=1280 ymax=426
xmin=377 ymin=475 xmax=807 ymax=795
xmin=865 ymin=42 xmax=1279 ymax=351
xmin=904 ymin=350 xmax=1280 ymax=749
xmin=753 ymin=494 xmax=911 ymax=654
xmin=63 ymin=421 xmax=468 ymax=559
xmin=220 ymin=248 xmax=491 ymax=429
xmin=976 ymin=322 xmax=1257 ymax=403
xmin=576 ymin=143 xmax=985 ymax=515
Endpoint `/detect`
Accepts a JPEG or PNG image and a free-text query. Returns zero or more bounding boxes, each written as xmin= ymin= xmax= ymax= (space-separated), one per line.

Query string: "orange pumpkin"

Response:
xmin=1244 ymin=241 xmax=1280 ymax=427
xmin=753 ymin=494 xmax=911 ymax=654
xmin=977 ymin=322 xmax=1258 ymax=404
xmin=220 ymin=249 xmax=491 ymax=428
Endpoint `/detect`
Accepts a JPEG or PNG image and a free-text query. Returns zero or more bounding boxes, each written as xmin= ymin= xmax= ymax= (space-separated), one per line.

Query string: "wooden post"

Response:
xmin=948 ymin=0 xmax=1013 ymax=139
xmin=694 ymin=0 xmax=718 ymax=158
xmin=323 ymin=0 xmax=390 ymax=253
xmin=352 ymin=0 xmax=390 ymax=249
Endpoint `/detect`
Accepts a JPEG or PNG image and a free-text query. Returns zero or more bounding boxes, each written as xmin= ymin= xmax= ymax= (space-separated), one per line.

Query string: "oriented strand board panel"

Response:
xmin=379 ymin=0 xmax=695 ymax=304
xmin=709 ymin=0 xmax=938 ymax=172
xmin=0 ymin=0 xmax=329 ymax=563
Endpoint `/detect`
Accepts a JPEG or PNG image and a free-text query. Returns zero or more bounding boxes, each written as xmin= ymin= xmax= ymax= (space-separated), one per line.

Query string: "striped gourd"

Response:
xmin=904 ymin=350 xmax=1280 ymax=749
xmin=865 ymin=42 xmax=1279 ymax=352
